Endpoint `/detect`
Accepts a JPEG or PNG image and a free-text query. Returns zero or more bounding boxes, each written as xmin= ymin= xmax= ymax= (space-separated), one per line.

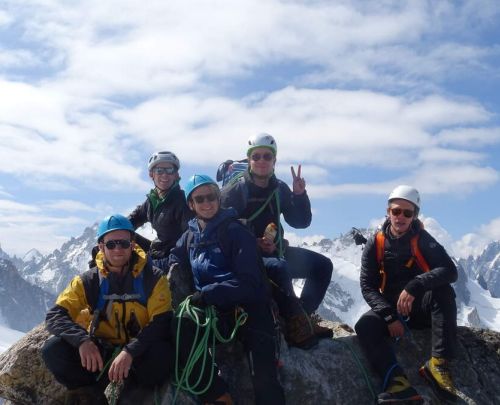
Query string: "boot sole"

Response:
xmin=419 ymin=365 xmax=458 ymax=403
xmin=377 ymin=395 xmax=424 ymax=404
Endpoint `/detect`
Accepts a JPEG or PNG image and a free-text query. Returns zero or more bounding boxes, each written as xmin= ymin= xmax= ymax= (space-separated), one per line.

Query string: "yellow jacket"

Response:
xmin=46 ymin=246 xmax=172 ymax=357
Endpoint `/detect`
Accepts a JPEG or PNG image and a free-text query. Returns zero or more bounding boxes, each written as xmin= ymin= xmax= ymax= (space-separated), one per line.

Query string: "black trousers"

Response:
xmin=42 ymin=336 xmax=171 ymax=390
xmin=174 ymin=302 xmax=285 ymax=405
xmin=354 ymin=285 xmax=457 ymax=379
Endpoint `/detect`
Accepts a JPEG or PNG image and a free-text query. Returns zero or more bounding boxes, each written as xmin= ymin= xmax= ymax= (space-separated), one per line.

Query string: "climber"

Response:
xmin=42 ymin=214 xmax=173 ymax=404
xmin=128 ymin=151 xmax=193 ymax=260
xmin=220 ymin=133 xmax=333 ymax=347
xmin=354 ymin=185 xmax=458 ymax=404
xmin=169 ymin=174 xmax=285 ymax=405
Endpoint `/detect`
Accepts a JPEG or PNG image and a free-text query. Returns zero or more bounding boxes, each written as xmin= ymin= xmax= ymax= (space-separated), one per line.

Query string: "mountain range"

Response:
xmin=0 ymin=221 xmax=499 ymax=335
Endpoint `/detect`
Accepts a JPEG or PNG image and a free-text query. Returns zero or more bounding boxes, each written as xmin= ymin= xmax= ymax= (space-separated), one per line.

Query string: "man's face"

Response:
xmin=149 ymin=163 xmax=178 ymax=191
xmin=387 ymin=199 xmax=416 ymax=236
xmin=249 ymin=147 xmax=275 ymax=178
xmin=99 ymin=229 xmax=134 ymax=270
xmin=189 ymin=184 xmax=220 ymax=220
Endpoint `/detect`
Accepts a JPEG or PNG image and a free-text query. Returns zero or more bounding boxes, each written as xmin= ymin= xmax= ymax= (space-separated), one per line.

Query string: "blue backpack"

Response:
xmin=216 ymin=158 xmax=248 ymax=187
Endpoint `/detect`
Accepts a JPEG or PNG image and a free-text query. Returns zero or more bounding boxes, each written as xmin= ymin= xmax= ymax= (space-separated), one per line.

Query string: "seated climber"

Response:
xmin=354 ymin=185 xmax=458 ymax=404
xmin=220 ymin=133 xmax=333 ymax=346
xmin=42 ymin=214 xmax=173 ymax=404
xmin=169 ymin=174 xmax=285 ymax=405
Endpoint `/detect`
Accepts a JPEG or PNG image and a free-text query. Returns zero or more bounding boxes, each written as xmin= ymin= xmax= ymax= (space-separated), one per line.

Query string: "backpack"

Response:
xmin=216 ymin=158 xmax=248 ymax=187
xmin=375 ymin=230 xmax=430 ymax=293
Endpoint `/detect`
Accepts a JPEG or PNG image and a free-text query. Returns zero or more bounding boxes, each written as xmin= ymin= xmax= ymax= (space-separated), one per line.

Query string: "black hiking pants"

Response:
xmin=355 ymin=285 xmax=457 ymax=379
xmin=174 ymin=301 xmax=285 ymax=405
xmin=263 ymin=247 xmax=333 ymax=315
xmin=42 ymin=336 xmax=171 ymax=390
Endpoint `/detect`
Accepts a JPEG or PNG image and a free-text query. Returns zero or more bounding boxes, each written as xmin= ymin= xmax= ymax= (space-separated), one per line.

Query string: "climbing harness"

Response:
xmin=375 ymin=232 xmax=430 ymax=293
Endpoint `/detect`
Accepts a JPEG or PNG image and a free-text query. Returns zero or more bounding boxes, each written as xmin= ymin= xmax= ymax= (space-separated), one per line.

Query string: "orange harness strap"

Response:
xmin=375 ymin=232 xmax=386 ymax=293
xmin=375 ymin=231 xmax=430 ymax=293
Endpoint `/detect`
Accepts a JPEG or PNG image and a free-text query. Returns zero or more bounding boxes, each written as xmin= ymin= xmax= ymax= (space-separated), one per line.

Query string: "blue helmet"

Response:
xmin=97 ymin=214 xmax=135 ymax=241
xmin=184 ymin=174 xmax=218 ymax=201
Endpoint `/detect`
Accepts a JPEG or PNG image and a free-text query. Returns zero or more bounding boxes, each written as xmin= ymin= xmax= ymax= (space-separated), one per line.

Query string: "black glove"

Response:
xmin=190 ymin=291 xmax=207 ymax=308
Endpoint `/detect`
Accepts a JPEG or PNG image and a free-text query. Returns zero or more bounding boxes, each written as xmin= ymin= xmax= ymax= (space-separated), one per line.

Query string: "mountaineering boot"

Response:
xmin=309 ymin=313 xmax=334 ymax=339
xmin=378 ymin=368 xmax=423 ymax=404
xmin=205 ymin=392 xmax=233 ymax=405
xmin=419 ymin=356 xmax=457 ymax=402
xmin=64 ymin=385 xmax=108 ymax=405
xmin=284 ymin=313 xmax=318 ymax=349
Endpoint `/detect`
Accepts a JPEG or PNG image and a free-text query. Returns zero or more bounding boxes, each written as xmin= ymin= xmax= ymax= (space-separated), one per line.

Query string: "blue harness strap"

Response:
xmin=96 ymin=271 xmax=147 ymax=312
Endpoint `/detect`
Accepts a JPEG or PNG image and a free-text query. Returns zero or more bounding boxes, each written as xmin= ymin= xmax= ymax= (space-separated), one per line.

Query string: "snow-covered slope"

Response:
xmin=0 ymin=323 xmax=24 ymax=354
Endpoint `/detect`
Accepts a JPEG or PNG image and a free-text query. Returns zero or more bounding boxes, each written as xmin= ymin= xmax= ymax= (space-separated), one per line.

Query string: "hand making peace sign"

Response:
xmin=291 ymin=165 xmax=306 ymax=195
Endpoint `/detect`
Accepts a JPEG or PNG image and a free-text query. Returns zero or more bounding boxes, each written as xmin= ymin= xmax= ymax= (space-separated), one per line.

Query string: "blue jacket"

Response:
xmin=169 ymin=208 xmax=269 ymax=309
xmin=220 ymin=171 xmax=312 ymax=255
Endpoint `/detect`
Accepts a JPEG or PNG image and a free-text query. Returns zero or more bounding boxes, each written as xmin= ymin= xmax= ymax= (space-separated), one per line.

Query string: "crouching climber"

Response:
xmin=355 ymin=186 xmax=458 ymax=404
xmin=42 ymin=214 xmax=173 ymax=404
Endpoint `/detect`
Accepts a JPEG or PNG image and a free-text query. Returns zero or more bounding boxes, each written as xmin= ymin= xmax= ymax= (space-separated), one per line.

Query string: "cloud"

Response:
xmin=453 ymin=217 xmax=500 ymax=258
xmin=42 ymin=200 xmax=104 ymax=213
xmin=436 ymin=127 xmax=500 ymax=148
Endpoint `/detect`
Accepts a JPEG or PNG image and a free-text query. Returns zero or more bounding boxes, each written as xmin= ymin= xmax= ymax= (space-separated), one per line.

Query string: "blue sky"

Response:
xmin=0 ymin=1 xmax=499 ymax=258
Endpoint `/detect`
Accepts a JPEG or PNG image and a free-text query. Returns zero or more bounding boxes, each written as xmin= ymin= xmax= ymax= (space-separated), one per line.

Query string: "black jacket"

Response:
xmin=220 ymin=172 xmax=311 ymax=254
xmin=129 ymin=184 xmax=193 ymax=259
xmin=360 ymin=219 xmax=457 ymax=323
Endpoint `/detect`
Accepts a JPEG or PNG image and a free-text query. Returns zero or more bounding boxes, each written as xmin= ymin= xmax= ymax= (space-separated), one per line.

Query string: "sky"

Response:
xmin=0 ymin=0 xmax=499 ymax=258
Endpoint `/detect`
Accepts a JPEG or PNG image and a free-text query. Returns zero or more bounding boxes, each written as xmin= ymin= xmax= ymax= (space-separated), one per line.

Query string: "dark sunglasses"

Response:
xmin=250 ymin=152 xmax=274 ymax=162
xmin=104 ymin=239 xmax=132 ymax=250
xmin=390 ymin=208 xmax=414 ymax=218
xmin=192 ymin=192 xmax=218 ymax=204
xmin=153 ymin=166 xmax=177 ymax=175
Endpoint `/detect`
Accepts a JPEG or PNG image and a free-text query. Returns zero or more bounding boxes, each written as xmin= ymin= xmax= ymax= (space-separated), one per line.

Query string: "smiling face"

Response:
xmin=189 ymin=184 xmax=220 ymax=220
xmin=99 ymin=229 xmax=135 ymax=272
xmin=387 ymin=199 xmax=416 ymax=237
xmin=149 ymin=162 xmax=179 ymax=192
xmin=248 ymin=147 xmax=276 ymax=178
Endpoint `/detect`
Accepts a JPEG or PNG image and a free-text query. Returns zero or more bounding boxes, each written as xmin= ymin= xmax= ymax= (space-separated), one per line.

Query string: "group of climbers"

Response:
xmin=40 ymin=133 xmax=459 ymax=404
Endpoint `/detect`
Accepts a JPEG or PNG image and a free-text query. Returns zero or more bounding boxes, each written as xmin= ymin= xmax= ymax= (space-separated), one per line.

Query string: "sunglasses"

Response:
xmin=389 ymin=208 xmax=415 ymax=218
xmin=192 ymin=192 xmax=218 ymax=204
xmin=250 ymin=152 xmax=274 ymax=162
xmin=153 ymin=166 xmax=177 ymax=175
xmin=104 ymin=239 xmax=132 ymax=250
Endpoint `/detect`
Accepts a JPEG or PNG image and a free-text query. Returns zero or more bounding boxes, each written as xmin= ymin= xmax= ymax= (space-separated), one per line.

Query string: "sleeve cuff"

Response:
xmin=405 ymin=279 xmax=425 ymax=298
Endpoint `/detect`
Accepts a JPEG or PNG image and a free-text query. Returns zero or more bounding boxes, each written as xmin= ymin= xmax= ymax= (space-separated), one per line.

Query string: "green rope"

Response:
xmin=172 ymin=296 xmax=248 ymax=403
xmin=332 ymin=338 xmax=377 ymax=401
xmin=247 ymin=188 xmax=278 ymax=222
xmin=96 ymin=345 xmax=122 ymax=382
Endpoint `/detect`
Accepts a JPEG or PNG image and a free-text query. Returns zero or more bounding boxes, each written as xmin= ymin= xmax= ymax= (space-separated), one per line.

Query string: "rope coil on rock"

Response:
xmin=172 ymin=296 xmax=248 ymax=403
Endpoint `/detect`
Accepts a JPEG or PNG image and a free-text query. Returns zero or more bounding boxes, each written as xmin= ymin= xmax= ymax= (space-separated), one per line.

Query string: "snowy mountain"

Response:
xmin=292 ymin=228 xmax=500 ymax=332
xmin=459 ymin=241 xmax=500 ymax=298
xmin=18 ymin=225 xmax=97 ymax=296
xmin=1 ymin=221 xmax=499 ymax=334
xmin=0 ymin=258 xmax=55 ymax=332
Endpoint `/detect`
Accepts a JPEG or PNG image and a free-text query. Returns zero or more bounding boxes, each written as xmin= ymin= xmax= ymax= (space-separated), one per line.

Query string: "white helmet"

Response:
xmin=148 ymin=151 xmax=180 ymax=171
xmin=388 ymin=185 xmax=420 ymax=214
xmin=247 ymin=133 xmax=277 ymax=156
